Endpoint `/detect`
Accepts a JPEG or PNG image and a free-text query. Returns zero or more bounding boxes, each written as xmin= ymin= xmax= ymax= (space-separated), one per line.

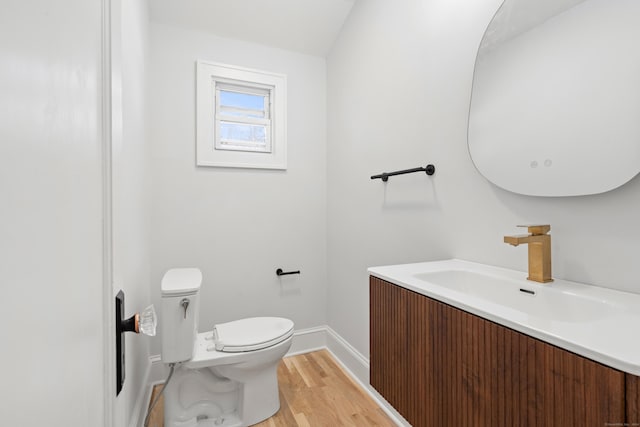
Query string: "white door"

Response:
xmin=0 ymin=0 xmax=111 ymax=425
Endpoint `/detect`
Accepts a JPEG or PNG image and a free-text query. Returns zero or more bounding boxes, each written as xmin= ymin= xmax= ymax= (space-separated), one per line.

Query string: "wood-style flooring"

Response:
xmin=145 ymin=349 xmax=394 ymax=427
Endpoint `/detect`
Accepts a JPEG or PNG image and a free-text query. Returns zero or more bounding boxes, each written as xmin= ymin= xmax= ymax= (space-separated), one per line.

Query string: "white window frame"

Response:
xmin=197 ymin=61 xmax=287 ymax=169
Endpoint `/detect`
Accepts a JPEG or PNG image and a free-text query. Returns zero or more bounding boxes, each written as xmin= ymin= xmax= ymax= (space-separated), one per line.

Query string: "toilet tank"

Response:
xmin=161 ymin=268 xmax=202 ymax=363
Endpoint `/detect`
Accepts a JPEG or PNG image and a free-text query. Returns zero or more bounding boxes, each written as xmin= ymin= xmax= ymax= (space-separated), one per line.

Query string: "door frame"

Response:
xmin=101 ymin=0 xmax=116 ymax=424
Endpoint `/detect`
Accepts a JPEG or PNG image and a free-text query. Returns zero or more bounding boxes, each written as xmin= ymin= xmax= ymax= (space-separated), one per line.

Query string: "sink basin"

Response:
xmin=413 ymin=269 xmax=616 ymax=323
xmin=368 ymin=259 xmax=640 ymax=375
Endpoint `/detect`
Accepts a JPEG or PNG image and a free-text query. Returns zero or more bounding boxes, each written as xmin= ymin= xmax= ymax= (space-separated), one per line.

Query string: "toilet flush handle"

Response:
xmin=180 ymin=298 xmax=189 ymax=319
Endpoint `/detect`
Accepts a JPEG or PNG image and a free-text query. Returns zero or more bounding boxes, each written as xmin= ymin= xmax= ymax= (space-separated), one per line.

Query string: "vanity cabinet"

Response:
xmin=628 ymin=375 xmax=640 ymax=422
xmin=370 ymin=276 xmax=639 ymax=426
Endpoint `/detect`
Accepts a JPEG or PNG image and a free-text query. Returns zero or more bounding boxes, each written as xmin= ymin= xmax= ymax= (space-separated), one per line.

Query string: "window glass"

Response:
xmin=219 ymin=90 xmax=266 ymax=119
xmin=215 ymin=83 xmax=271 ymax=153
xmin=219 ymin=121 xmax=268 ymax=151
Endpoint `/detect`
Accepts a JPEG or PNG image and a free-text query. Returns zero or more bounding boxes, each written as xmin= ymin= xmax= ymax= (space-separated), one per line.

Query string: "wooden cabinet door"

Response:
xmin=370 ymin=276 xmax=410 ymax=416
xmin=627 ymin=374 xmax=640 ymax=424
xmin=406 ymin=290 xmax=626 ymax=427
xmin=371 ymin=277 xmax=627 ymax=427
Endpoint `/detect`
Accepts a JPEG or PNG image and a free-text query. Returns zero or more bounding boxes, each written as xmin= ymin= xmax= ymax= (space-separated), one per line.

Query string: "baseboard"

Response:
xmin=140 ymin=325 xmax=409 ymax=427
xmin=324 ymin=327 xmax=410 ymax=427
xmin=325 ymin=326 xmax=370 ymax=383
xmin=147 ymin=354 xmax=166 ymax=385
xmin=286 ymin=325 xmax=327 ymax=356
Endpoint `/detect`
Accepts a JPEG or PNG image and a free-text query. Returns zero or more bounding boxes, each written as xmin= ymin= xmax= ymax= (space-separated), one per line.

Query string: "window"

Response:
xmin=215 ymin=83 xmax=271 ymax=153
xmin=197 ymin=61 xmax=287 ymax=169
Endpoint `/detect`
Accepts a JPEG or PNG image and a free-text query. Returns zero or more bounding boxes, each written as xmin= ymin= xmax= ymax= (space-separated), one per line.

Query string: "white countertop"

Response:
xmin=368 ymin=259 xmax=640 ymax=376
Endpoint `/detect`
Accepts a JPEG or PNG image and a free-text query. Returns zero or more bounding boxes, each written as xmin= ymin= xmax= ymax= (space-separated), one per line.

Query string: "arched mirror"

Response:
xmin=468 ymin=0 xmax=640 ymax=196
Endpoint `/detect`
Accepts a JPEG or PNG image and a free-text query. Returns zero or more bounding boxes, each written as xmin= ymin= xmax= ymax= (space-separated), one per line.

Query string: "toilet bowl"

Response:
xmin=160 ymin=268 xmax=294 ymax=427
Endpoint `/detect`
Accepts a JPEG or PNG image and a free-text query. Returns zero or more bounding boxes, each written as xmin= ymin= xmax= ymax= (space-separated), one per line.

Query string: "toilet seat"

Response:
xmin=213 ymin=317 xmax=294 ymax=352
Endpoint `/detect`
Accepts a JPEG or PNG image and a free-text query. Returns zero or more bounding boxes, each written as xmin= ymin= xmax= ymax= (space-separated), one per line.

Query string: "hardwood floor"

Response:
xmin=145 ymin=349 xmax=394 ymax=427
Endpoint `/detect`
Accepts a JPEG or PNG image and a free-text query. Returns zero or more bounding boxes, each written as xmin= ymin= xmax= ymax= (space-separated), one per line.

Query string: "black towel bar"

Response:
xmin=371 ymin=164 xmax=435 ymax=182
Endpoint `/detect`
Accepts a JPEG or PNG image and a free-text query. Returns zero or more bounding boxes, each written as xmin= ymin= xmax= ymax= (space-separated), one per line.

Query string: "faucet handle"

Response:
xmin=517 ymin=224 xmax=550 ymax=235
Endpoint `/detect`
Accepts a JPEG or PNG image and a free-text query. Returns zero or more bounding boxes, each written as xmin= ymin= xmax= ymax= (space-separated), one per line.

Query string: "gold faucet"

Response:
xmin=504 ymin=225 xmax=553 ymax=283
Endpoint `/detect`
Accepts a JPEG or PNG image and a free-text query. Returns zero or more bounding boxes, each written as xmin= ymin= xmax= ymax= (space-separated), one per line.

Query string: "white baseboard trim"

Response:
xmin=325 ymin=326 xmax=369 ymax=383
xmin=324 ymin=326 xmax=410 ymax=427
xmin=138 ymin=325 xmax=409 ymax=427
xmin=286 ymin=325 xmax=327 ymax=356
xmin=147 ymin=354 xmax=166 ymax=385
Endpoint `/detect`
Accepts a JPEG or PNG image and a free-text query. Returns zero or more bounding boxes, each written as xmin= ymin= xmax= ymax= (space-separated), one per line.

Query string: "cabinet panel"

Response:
xmin=627 ymin=374 xmax=640 ymax=423
xmin=371 ymin=277 xmax=628 ymax=427
xmin=369 ymin=276 xmax=409 ymax=416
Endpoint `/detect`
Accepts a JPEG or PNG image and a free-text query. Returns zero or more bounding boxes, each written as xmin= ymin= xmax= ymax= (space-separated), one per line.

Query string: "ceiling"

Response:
xmin=149 ymin=0 xmax=357 ymax=57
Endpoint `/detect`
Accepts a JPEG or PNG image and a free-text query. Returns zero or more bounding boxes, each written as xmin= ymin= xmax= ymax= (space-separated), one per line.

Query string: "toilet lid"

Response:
xmin=213 ymin=317 xmax=294 ymax=353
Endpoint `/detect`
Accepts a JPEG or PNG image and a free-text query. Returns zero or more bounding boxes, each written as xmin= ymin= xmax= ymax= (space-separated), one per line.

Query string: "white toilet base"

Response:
xmin=213 ymin=358 xmax=281 ymax=426
xmin=171 ymin=415 xmax=242 ymax=427
xmin=164 ymin=336 xmax=292 ymax=427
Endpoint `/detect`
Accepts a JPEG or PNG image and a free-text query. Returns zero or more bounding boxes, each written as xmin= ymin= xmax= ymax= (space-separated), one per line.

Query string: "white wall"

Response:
xmin=327 ymin=0 xmax=640 ymax=359
xmin=0 ymin=0 xmax=106 ymax=425
xmin=148 ymin=23 xmax=327 ymax=355
xmin=113 ymin=0 xmax=152 ymax=425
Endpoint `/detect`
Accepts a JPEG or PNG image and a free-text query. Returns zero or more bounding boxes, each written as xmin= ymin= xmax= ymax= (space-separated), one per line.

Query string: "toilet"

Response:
xmin=160 ymin=268 xmax=294 ymax=427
